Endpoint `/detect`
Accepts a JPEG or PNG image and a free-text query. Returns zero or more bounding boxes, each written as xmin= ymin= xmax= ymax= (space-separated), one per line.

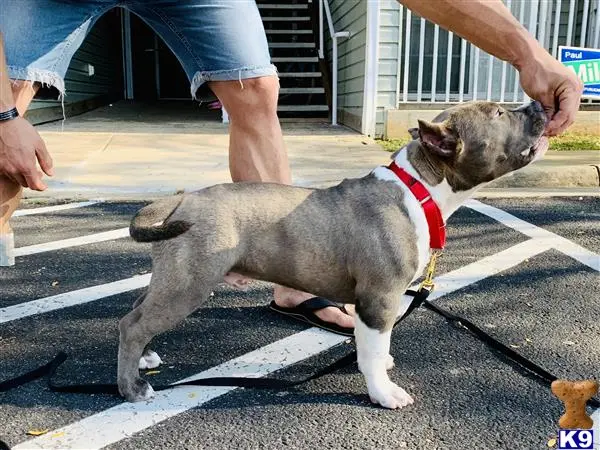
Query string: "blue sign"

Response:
xmin=558 ymin=429 xmax=594 ymax=449
xmin=559 ymin=46 xmax=600 ymax=99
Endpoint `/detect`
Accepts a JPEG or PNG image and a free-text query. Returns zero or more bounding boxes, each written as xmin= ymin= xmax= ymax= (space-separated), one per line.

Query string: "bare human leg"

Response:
xmin=208 ymin=76 xmax=354 ymax=330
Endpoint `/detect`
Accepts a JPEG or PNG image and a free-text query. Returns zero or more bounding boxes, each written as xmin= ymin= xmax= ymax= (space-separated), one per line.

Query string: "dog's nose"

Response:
xmin=529 ymin=100 xmax=544 ymax=114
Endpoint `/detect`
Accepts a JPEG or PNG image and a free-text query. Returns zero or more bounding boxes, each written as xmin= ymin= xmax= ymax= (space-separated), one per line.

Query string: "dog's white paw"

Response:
xmin=138 ymin=350 xmax=162 ymax=370
xmin=368 ymin=381 xmax=414 ymax=409
xmin=385 ymin=354 xmax=395 ymax=371
xmin=119 ymin=378 xmax=156 ymax=403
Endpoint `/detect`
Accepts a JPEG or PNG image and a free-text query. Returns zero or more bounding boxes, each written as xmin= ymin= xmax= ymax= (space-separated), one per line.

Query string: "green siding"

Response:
xmin=28 ymin=10 xmax=123 ymax=123
xmin=326 ymin=0 xmax=367 ymax=132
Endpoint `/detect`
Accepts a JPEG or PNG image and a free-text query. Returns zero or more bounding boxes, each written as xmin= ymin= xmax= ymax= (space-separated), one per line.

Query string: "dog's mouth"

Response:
xmin=522 ymin=136 xmax=549 ymax=161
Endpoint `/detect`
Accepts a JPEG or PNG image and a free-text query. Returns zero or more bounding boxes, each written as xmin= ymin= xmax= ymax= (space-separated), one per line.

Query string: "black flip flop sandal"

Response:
xmin=269 ymin=297 xmax=354 ymax=337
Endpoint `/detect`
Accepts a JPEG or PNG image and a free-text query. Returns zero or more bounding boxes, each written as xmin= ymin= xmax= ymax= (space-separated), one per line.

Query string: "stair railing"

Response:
xmin=318 ymin=0 xmax=350 ymax=125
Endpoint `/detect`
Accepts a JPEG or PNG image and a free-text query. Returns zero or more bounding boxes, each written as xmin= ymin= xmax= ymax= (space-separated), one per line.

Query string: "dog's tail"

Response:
xmin=130 ymin=194 xmax=192 ymax=243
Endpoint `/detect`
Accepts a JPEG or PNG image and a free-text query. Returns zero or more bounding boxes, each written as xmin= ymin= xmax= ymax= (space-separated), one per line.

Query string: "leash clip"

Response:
xmin=420 ymin=250 xmax=442 ymax=291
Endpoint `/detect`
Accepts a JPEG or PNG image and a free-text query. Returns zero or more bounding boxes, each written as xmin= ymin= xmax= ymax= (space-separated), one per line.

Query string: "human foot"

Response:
xmin=273 ymin=285 xmax=355 ymax=332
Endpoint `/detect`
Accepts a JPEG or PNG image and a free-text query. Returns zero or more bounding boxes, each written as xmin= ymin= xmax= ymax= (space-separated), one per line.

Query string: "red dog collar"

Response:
xmin=387 ymin=161 xmax=446 ymax=250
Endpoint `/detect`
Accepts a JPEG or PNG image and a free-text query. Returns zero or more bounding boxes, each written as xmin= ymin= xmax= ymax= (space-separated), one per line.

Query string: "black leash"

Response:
xmin=1 ymin=287 xmax=598 ymax=408
xmin=421 ymin=298 xmax=600 ymax=408
xmin=0 ymin=288 xmax=428 ymax=395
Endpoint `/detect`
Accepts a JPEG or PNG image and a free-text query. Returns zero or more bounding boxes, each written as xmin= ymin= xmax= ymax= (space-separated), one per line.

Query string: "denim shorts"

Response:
xmin=0 ymin=0 xmax=277 ymax=98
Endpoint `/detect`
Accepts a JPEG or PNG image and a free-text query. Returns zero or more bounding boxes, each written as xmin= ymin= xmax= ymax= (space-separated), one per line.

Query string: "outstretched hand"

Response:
xmin=0 ymin=116 xmax=53 ymax=191
xmin=517 ymin=51 xmax=584 ymax=136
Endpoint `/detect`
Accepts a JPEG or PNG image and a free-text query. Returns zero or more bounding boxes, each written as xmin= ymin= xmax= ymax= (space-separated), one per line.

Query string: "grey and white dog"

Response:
xmin=118 ymin=101 xmax=548 ymax=409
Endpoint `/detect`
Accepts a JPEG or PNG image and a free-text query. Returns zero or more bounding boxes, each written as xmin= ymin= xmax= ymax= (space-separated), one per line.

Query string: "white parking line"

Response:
xmin=594 ymin=409 xmax=600 ymax=449
xmin=14 ymin=328 xmax=348 ymax=450
xmin=13 ymin=200 xmax=102 ymax=217
xmin=2 ymin=238 xmax=548 ymax=326
xmin=465 ymin=200 xmax=600 ymax=272
xmin=425 ymin=239 xmax=551 ymax=300
xmin=12 ymin=239 xmax=550 ymax=449
xmin=6 ymin=200 xmax=597 ymax=449
xmin=0 ymin=274 xmax=151 ymax=324
xmin=14 ymin=228 xmax=130 ymax=258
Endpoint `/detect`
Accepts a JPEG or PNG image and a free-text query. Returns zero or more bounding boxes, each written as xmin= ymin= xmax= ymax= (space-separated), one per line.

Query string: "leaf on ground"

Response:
xmin=51 ymin=281 xmax=59 ymax=287
xmin=26 ymin=429 xmax=49 ymax=436
xmin=547 ymin=437 xmax=557 ymax=447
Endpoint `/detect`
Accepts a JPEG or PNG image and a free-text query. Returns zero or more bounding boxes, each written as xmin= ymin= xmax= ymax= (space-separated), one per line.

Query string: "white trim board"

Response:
xmin=361 ymin=0 xmax=380 ymax=137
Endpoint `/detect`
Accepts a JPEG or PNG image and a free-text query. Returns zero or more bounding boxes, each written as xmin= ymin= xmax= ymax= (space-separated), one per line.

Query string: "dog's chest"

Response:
xmin=371 ymin=166 xmax=430 ymax=280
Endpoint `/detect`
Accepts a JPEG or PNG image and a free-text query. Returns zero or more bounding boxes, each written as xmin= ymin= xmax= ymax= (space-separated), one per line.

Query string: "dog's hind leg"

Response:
xmin=117 ymin=272 xmax=221 ymax=402
xmin=129 ymin=293 xmax=164 ymax=370
xmin=354 ymin=284 xmax=414 ymax=410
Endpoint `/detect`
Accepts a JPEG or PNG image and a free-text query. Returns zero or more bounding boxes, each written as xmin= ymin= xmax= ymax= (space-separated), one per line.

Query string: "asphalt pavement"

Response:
xmin=0 ymin=196 xmax=599 ymax=450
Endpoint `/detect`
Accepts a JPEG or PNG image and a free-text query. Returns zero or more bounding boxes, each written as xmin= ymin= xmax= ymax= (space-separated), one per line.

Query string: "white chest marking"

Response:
xmin=371 ymin=164 xmax=430 ymax=280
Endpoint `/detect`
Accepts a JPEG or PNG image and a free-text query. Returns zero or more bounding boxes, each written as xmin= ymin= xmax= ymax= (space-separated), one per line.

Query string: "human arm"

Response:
xmin=0 ymin=31 xmax=53 ymax=191
xmin=398 ymin=0 xmax=583 ymax=136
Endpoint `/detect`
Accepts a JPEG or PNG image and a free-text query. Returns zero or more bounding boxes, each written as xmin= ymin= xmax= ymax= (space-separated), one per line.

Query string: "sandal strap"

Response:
xmin=297 ymin=296 xmax=344 ymax=312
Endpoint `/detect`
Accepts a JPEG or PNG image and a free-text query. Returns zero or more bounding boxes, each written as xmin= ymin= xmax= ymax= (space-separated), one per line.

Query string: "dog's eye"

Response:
xmin=494 ymin=108 xmax=504 ymax=118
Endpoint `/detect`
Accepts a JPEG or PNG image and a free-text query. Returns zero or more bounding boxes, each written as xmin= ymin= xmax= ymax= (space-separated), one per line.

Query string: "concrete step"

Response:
xmin=280 ymin=87 xmax=325 ymax=94
xmin=272 ymin=56 xmax=318 ymax=62
xmin=277 ymin=104 xmax=329 ymax=112
xmin=278 ymin=72 xmax=322 ymax=77
xmin=258 ymin=4 xmax=308 ymax=9
xmin=265 ymin=29 xmax=312 ymax=34
xmin=268 ymin=42 xmax=315 ymax=48
xmin=262 ymin=16 xmax=310 ymax=21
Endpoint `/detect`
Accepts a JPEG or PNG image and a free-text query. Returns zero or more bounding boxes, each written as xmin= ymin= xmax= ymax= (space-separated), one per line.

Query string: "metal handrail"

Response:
xmin=221 ymin=0 xmax=350 ymax=125
xmin=318 ymin=0 xmax=350 ymax=125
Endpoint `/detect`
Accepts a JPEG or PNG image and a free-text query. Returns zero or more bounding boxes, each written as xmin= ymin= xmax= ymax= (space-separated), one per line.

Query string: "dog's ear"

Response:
xmin=408 ymin=127 xmax=420 ymax=140
xmin=416 ymin=119 xmax=459 ymax=158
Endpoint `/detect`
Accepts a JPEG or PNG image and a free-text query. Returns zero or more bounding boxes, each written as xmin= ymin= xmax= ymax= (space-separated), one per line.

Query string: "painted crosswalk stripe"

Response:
xmin=13 ymin=200 xmax=102 ymax=217
xmin=2 ymin=238 xmax=548 ymax=326
xmin=0 ymin=274 xmax=151 ymax=324
xmin=13 ymin=239 xmax=550 ymax=449
xmin=14 ymin=228 xmax=130 ymax=257
xmin=424 ymin=239 xmax=551 ymax=301
xmin=465 ymin=199 xmax=600 ymax=272
xmin=13 ymin=328 xmax=347 ymax=450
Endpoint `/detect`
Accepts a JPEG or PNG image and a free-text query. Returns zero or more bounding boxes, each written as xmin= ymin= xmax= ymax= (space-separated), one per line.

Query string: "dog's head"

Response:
xmin=407 ymin=101 xmax=548 ymax=191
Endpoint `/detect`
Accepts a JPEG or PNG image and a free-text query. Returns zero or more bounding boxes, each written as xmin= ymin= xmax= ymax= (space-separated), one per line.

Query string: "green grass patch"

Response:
xmin=376 ymin=132 xmax=600 ymax=152
xmin=548 ymin=132 xmax=600 ymax=151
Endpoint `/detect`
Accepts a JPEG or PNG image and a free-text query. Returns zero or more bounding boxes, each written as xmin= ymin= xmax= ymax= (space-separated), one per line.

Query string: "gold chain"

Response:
xmin=420 ymin=250 xmax=442 ymax=291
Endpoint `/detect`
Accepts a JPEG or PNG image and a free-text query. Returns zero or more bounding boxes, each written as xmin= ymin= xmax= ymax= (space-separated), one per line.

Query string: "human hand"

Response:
xmin=517 ymin=51 xmax=584 ymax=136
xmin=0 ymin=117 xmax=53 ymax=190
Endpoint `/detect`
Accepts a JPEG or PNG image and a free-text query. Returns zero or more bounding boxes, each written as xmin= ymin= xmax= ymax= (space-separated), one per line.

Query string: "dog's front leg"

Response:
xmin=355 ymin=294 xmax=413 ymax=410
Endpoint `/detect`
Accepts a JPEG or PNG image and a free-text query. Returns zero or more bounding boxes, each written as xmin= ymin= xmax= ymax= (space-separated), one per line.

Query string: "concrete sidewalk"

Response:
xmin=23 ymin=102 xmax=599 ymax=201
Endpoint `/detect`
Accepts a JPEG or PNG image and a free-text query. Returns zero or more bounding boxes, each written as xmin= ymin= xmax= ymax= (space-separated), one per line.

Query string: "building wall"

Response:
xmin=326 ymin=0 xmax=368 ymax=132
xmin=375 ymin=0 xmax=401 ymax=137
xmin=27 ymin=10 xmax=123 ymax=124
xmin=376 ymin=0 xmax=597 ymax=139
